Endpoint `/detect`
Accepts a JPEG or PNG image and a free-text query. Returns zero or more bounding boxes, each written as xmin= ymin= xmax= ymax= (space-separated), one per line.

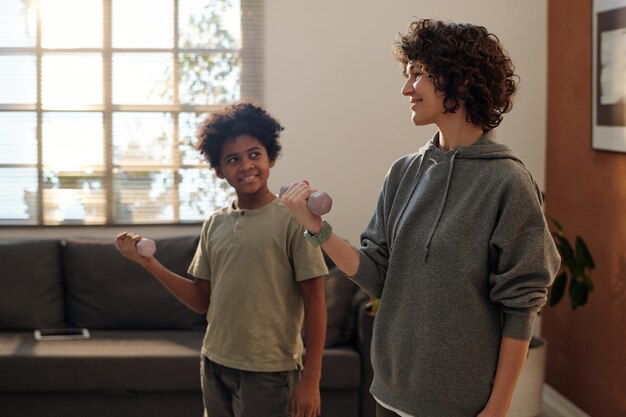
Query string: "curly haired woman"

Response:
xmin=281 ymin=18 xmax=561 ymax=417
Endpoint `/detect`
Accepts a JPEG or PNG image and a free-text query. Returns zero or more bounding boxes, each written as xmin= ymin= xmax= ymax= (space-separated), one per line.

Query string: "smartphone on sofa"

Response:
xmin=34 ymin=328 xmax=90 ymax=341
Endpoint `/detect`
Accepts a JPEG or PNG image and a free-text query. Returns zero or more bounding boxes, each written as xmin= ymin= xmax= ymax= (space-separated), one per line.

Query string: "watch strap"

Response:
xmin=304 ymin=220 xmax=333 ymax=246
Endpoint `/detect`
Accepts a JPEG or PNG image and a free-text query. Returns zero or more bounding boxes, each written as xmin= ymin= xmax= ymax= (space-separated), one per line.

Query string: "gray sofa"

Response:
xmin=0 ymin=236 xmax=375 ymax=417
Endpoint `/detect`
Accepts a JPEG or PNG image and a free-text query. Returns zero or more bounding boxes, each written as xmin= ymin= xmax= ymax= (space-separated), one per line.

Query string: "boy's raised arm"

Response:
xmin=115 ymin=232 xmax=211 ymax=314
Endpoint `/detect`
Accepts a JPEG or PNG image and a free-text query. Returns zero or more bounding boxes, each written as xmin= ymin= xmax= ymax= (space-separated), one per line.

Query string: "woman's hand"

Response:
xmin=280 ymin=181 xmax=325 ymax=234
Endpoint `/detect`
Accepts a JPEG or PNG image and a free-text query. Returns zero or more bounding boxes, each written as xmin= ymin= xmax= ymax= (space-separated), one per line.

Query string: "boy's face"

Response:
xmin=215 ymin=134 xmax=275 ymax=201
xmin=401 ymin=60 xmax=446 ymax=127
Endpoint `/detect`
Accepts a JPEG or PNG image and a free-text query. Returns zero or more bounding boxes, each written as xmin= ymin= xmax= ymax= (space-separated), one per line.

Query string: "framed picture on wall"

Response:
xmin=593 ymin=0 xmax=626 ymax=152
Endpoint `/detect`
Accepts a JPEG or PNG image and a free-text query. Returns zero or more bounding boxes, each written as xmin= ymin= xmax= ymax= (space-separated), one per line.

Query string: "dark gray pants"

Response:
xmin=201 ymin=357 xmax=300 ymax=417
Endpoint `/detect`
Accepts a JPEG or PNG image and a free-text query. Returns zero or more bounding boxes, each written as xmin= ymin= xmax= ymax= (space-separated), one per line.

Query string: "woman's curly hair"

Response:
xmin=392 ymin=19 xmax=519 ymax=130
xmin=196 ymin=102 xmax=284 ymax=169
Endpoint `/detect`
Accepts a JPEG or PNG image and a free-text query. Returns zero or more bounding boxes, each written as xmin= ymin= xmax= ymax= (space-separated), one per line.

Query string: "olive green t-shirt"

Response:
xmin=188 ymin=198 xmax=328 ymax=372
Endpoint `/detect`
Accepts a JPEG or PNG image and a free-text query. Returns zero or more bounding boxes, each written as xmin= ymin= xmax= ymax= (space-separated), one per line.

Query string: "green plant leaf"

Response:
xmin=575 ymin=236 xmax=596 ymax=270
xmin=550 ymin=272 xmax=567 ymax=306
xmin=569 ymin=280 xmax=588 ymax=309
xmin=554 ymin=234 xmax=576 ymax=270
xmin=548 ymin=217 xmax=597 ymax=310
xmin=550 ymin=217 xmax=564 ymax=233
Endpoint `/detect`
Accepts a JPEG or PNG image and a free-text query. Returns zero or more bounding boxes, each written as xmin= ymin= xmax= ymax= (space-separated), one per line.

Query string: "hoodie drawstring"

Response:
xmin=424 ymin=149 xmax=461 ymax=261
xmin=390 ymin=152 xmax=431 ymax=248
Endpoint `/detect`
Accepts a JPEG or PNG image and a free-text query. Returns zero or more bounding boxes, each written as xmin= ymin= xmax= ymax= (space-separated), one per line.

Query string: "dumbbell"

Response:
xmin=115 ymin=238 xmax=157 ymax=257
xmin=136 ymin=238 xmax=157 ymax=257
xmin=279 ymin=184 xmax=333 ymax=216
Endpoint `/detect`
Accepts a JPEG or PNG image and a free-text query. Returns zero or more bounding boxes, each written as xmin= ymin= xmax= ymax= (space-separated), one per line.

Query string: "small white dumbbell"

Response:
xmin=115 ymin=238 xmax=156 ymax=257
xmin=136 ymin=238 xmax=156 ymax=257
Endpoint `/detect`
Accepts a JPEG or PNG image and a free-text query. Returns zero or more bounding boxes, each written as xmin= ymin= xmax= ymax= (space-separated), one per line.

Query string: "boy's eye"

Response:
xmin=249 ymin=151 xmax=261 ymax=159
xmin=226 ymin=156 xmax=238 ymax=164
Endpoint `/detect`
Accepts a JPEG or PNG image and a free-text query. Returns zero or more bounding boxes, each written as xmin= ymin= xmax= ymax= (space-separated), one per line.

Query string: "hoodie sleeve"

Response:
xmin=351 ymin=173 xmax=393 ymax=299
xmin=488 ymin=166 xmax=561 ymax=340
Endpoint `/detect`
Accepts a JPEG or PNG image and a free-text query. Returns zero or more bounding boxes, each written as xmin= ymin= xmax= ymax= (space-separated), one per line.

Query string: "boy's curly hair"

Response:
xmin=196 ymin=102 xmax=284 ymax=169
xmin=392 ymin=19 xmax=519 ymax=130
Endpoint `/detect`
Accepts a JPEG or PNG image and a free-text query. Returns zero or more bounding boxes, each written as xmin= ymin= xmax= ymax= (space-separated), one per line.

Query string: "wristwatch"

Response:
xmin=304 ymin=220 xmax=333 ymax=246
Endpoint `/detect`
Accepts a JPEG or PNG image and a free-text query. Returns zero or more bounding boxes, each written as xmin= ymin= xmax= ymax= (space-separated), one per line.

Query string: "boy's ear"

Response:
xmin=214 ymin=166 xmax=225 ymax=179
xmin=269 ymin=159 xmax=276 ymax=168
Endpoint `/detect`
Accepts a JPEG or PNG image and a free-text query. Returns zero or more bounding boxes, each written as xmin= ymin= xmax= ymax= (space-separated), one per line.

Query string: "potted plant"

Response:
xmin=509 ymin=218 xmax=596 ymax=417
xmin=547 ymin=218 xmax=595 ymax=309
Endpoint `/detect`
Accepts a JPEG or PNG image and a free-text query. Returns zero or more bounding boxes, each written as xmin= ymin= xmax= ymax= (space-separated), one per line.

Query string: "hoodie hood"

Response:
xmin=419 ymin=129 xmax=522 ymax=162
xmin=409 ymin=129 xmax=525 ymax=261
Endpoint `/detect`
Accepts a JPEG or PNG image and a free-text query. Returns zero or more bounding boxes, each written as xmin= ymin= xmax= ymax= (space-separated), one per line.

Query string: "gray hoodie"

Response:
xmin=353 ymin=130 xmax=561 ymax=416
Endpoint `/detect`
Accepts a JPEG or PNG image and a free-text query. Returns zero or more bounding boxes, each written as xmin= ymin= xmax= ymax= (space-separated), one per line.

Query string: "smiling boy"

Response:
xmin=116 ymin=102 xmax=328 ymax=417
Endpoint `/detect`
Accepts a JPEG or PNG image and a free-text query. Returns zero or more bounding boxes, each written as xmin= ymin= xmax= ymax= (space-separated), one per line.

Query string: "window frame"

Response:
xmin=0 ymin=0 xmax=263 ymax=227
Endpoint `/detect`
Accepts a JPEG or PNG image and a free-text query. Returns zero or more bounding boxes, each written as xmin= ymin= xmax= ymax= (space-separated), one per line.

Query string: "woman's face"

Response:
xmin=401 ymin=60 xmax=445 ymax=127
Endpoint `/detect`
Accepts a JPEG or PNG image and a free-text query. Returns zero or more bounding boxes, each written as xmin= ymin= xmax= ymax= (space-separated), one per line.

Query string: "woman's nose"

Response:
xmin=402 ymin=79 xmax=414 ymax=96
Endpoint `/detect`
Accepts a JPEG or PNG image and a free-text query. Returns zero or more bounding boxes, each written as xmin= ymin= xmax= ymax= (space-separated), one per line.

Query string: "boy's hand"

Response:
xmin=290 ymin=375 xmax=321 ymax=417
xmin=280 ymin=181 xmax=325 ymax=234
xmin=115 ymin=232 xmax=150 ymax=264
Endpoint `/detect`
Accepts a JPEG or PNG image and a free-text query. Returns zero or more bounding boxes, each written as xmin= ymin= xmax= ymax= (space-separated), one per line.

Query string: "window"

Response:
xmin=0 ymin=0 xmax=263 ymax=226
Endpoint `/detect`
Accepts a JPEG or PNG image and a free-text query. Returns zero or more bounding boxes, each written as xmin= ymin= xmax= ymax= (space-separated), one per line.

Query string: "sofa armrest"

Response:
xmin=356 ymin=298 xmax=376 ymax=417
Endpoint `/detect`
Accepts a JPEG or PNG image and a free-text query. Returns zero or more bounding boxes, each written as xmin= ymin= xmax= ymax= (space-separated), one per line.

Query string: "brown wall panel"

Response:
xmin=545 ymin=0 xmax=626 ymax=416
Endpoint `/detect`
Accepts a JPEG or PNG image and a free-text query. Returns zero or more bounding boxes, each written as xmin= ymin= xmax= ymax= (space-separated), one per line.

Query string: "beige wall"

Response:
xmin=265 ymin=0 xmax=548 ymax=243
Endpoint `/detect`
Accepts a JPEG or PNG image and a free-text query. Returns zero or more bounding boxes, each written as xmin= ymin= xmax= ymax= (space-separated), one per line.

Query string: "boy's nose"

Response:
xmin=240 ymin=158 xmax=255 ymax=170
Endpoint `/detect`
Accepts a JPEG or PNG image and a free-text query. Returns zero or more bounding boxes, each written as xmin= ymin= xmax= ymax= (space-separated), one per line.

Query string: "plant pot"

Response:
xmin=508 ymin=336 xmax=547 ymax=417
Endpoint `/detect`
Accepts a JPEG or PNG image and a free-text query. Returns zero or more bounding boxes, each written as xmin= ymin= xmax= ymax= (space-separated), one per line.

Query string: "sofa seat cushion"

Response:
xmin=0 ymin=330 xmax=204 ymax=392
xmin=318 ymin=346 xmax=361 ymax=389
xmin=1 ymin=331 xmax=362 ymax=392
xmin=0 ymin=240 xmax=65 ymax=330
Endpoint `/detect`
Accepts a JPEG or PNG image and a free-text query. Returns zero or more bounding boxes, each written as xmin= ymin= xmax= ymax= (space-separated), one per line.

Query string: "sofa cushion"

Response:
xmin=318 ymin=347 xmax=361 ymax=388
xmin=0 ymin=330 xmax=203 ymax=392
xmin=63 ymin=236 xmax=206 ymax=330
xmin=0 ymin=331 xmax=361 ymax=391
xmin=324 ymin=267 xmax=359 ymax=348
xmin=0 ymin=240 xmax=65 ymax=330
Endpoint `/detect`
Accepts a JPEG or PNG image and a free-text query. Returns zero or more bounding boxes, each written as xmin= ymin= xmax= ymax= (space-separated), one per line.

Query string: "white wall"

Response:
xmin=265 ymin=0 xmax=548 ymax=243
xmin=0 ymin=1 xmax=547 ymax=242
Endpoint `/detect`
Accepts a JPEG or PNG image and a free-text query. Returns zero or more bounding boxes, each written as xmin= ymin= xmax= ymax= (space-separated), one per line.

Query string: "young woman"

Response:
xmin=281 ymin=19 xmax=561 ymax=417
